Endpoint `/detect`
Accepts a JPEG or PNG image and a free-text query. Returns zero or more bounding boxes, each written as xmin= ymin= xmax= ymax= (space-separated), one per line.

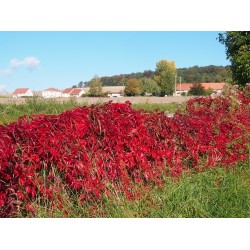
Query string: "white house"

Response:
xmin=174 ymin=83 xmax=193 ymax=96
xmin=12 ymin=88 xmax=33 ymax=98
xmin=69 ymin=88 xmax=85 ymax=97
xmin=42 ymin=88 xmax=62 ymax=98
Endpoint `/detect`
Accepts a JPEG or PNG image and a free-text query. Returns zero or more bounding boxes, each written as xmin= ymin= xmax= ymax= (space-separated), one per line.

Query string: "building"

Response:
xmin=175 ymin=82 xmax=227 ymax=96
xmin=62 ymin=88 xmax=74 ymax=98
xmin=69 ymin=88 xmax=85 ymax=97
xmin=82 ymin=86 xmax=124 ymax=97
xmin=174 ymin=83 xmax=193 ymax=96
xmin=201 ymin=82 xmax=227 ymax=94
xmin=104 ymin=86 xmax=124 ymax=95
xmin=82 ymin=86 xmax=124 ymax=95
xmin=42 ymin=88 xmax=62 ymax=98
xmin=62 ymin=88 xmax=85 ymax=97
xmin=12 ymin=88 xmax=33 ymax=98
xmin=108 ymin=93 xmax=122 ymax=98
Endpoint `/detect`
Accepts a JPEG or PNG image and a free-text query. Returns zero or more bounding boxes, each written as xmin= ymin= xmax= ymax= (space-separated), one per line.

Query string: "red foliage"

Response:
xmin=0 ymin=88 xmax=250 ymax=217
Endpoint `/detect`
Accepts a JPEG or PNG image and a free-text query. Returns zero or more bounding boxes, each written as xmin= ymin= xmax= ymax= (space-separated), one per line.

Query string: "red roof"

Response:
xmin=70 ymin=88 xmax=83 ymax=95
xmin=43 ymin=88 xmax=61 ymax=92
xmin=62 ymin=88 xmax=74 ymax=94
xmin=201 ymin=82 xmax=226 ymax=90
xmin=13 ymin=88 xmax=30 ymax=95
xmin=176 ymin=83 xmax=193 ymax=91
xmin=176 ymin=82 xmax=227 ymax=91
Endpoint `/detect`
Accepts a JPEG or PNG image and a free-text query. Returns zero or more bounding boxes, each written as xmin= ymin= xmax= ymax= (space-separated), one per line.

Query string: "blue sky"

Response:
xmin=0 ymin=31 xmax=229 ymax=93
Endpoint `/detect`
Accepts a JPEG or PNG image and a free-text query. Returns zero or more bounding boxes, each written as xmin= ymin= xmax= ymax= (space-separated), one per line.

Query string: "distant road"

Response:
xmin=0 ymin=96 xmax=195 ymax=105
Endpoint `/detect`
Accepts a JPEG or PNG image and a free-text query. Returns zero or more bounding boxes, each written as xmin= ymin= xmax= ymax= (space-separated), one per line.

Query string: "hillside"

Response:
xmin=75 ymin=65 xmax=230 ymax=87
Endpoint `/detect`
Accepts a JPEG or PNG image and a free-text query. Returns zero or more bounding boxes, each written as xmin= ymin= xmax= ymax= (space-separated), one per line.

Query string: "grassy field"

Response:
xmin=1 ymin=98 xmax=249 ymax=218
xmin=0 ymin=98 xmax=186 ymax=125
xmin=22 ymin=162 xmax=250 ymax=218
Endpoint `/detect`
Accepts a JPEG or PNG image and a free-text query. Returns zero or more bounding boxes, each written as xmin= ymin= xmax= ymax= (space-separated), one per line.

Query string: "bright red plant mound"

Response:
xmin=0 ymin=87 xmax=250 ymax=217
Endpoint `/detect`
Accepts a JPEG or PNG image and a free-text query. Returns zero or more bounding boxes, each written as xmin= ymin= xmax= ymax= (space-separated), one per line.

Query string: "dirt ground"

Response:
xmin=0 ymin=96 xmax=195 ymax=105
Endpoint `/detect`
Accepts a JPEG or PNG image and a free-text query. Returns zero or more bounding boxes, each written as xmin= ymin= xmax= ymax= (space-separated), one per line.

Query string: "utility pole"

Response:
xmin=179 ymin=76 xmax=182 ymax=95
xmin=174 ymin=74 xmax=177 ymax=96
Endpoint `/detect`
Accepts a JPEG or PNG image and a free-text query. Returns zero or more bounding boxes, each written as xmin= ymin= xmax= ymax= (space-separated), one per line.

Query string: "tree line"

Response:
xmin=74 ymin=32 xmax=250 ymax=95
xmin=80 ymin=60 xmax=218 ymax=97
xmin=75 ymin=65 xmax=229 ymax=89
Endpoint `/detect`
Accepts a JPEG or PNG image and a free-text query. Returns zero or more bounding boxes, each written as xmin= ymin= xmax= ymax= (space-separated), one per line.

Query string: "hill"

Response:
xmin=75 ymin=65 xmax=230 ymax=88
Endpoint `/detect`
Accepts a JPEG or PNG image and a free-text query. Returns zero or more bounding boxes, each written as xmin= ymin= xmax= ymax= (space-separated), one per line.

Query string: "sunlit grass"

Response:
xmin=132 ymin=102 xmax=186 ymax=113
xmin=19 ymin=162 xmax=250 ymax=218
xmin=0 ymin=98 xmax=81 ymax=125
xmin=0 ymin=98 xmax=186 ymax=125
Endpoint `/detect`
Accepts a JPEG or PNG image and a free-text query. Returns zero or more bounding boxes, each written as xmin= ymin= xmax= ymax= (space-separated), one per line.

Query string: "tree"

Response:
xmin=141 ymin=78 xmax=161 ymax=96
xmin=89 ymin=75 xmax=103 ymax=96
xmin=119 ymin=77 xmax=128 ymax=87
xmin=205 ymin=87 xmax=214 ymax=96
xmin=124 ymin=79 xmax=142 ymax=96
xmin=153 ymin=60 xmax=176 ymax=96
xmin=218 ymin=32 xmax=250 ymax=87
xmin=78 ymin=81 xmax=85 ymax=88
xmin=143 ymin=70 xmax=154 ymax=78
xmin=188 ymin=83 xmax=206 ymax=96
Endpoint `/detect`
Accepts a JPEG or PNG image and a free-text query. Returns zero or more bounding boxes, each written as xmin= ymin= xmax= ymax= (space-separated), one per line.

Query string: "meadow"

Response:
xmin=0 ymin=98 xmax=186 ymax=125
xmin=32 ymin=163 xmax=250 ymax=218
xmin=0 ymin=89 xmax=249 ymax=218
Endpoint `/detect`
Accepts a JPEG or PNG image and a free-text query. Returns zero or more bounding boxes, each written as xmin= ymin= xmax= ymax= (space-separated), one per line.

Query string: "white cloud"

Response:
xmin=0 ymin=84 xmax=7 ymax=92
xmin=0 ymin=57 xmax=41 ymax=76
xmin=0 ymin=68 xmax=13 ymax=76
xmin=9 ymin=59 xmax=21 ymax=69
xmin=10 ymin=57 xmax=41 ymax=70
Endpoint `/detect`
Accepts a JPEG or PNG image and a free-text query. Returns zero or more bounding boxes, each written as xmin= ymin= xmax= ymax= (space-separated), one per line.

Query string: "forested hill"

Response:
xmin=177 ymin=65 xmax=229 ymax=83
xmin=76 ymin=65 xmax=229 ymax=87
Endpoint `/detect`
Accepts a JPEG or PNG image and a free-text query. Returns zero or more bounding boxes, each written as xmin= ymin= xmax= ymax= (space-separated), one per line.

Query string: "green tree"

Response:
xmin=153 ymin=60 xmax=176 ymax=96
xmin=218 ymin=32 xmax=250 ymax=87
xmin=124 ymin=79 xmax=142 ymax=96
xmin=78 ymin=81 xmax=85 ymax=88
xmin=119 ymin=77 xmax=128 ymax=87
xmin=188 ymin=83 xmax=206 ymax=96
xmin=89 ymin=75 xmax=103 ymax=96
xmin=205 ymin=87 xmax=214 ymax=96
xmin=141 ymin=78 xmax=161 ymax=96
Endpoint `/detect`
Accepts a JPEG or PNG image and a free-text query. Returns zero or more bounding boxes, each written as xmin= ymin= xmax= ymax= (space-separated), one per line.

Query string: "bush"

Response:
xmin=188 ymin=83 xmax=206 ymax=96
xmin=0 ymin=87 xmax=249 ymax=217
xmin=124 ymin=79 xmax=142 ymax=96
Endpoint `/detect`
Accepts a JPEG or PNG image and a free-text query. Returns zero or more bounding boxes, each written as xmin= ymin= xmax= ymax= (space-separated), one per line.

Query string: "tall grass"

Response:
xmin=132 ymin=102 xmax=186 ymax=113
xmin=0 ymin=98 xmax=185 ymax=125
xmin=85 ymin=162 xmax=250 ymax=218
xmin=22 ymin=162 xmax=250 ymax=218
xmin=0 ymin=98 xmax=82 ymax=125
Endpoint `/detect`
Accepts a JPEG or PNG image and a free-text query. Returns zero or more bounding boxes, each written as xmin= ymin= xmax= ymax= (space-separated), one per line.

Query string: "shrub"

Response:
xmin=188 ymin=83 xmax=206 ymax=96
xmin=0 ymin=87 xmax=249 ymax=217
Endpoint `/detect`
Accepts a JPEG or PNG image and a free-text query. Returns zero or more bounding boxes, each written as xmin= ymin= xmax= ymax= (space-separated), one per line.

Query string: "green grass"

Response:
xmin=132 ymin=102 xmax=186 ymax=113
xmin=24 ymin=162 xmax=250 ymax=218
xmin=0 ymin=98 xmax=82 ymax=125
xmin=89 ymin=163 xmax=250 ymax=218
xmin=0 ymin=98 xmax=185 ymax=125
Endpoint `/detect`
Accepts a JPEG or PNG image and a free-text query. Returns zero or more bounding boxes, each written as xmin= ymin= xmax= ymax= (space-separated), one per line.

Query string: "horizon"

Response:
xmin=0 ymin=31 xmax=229 ymax=93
